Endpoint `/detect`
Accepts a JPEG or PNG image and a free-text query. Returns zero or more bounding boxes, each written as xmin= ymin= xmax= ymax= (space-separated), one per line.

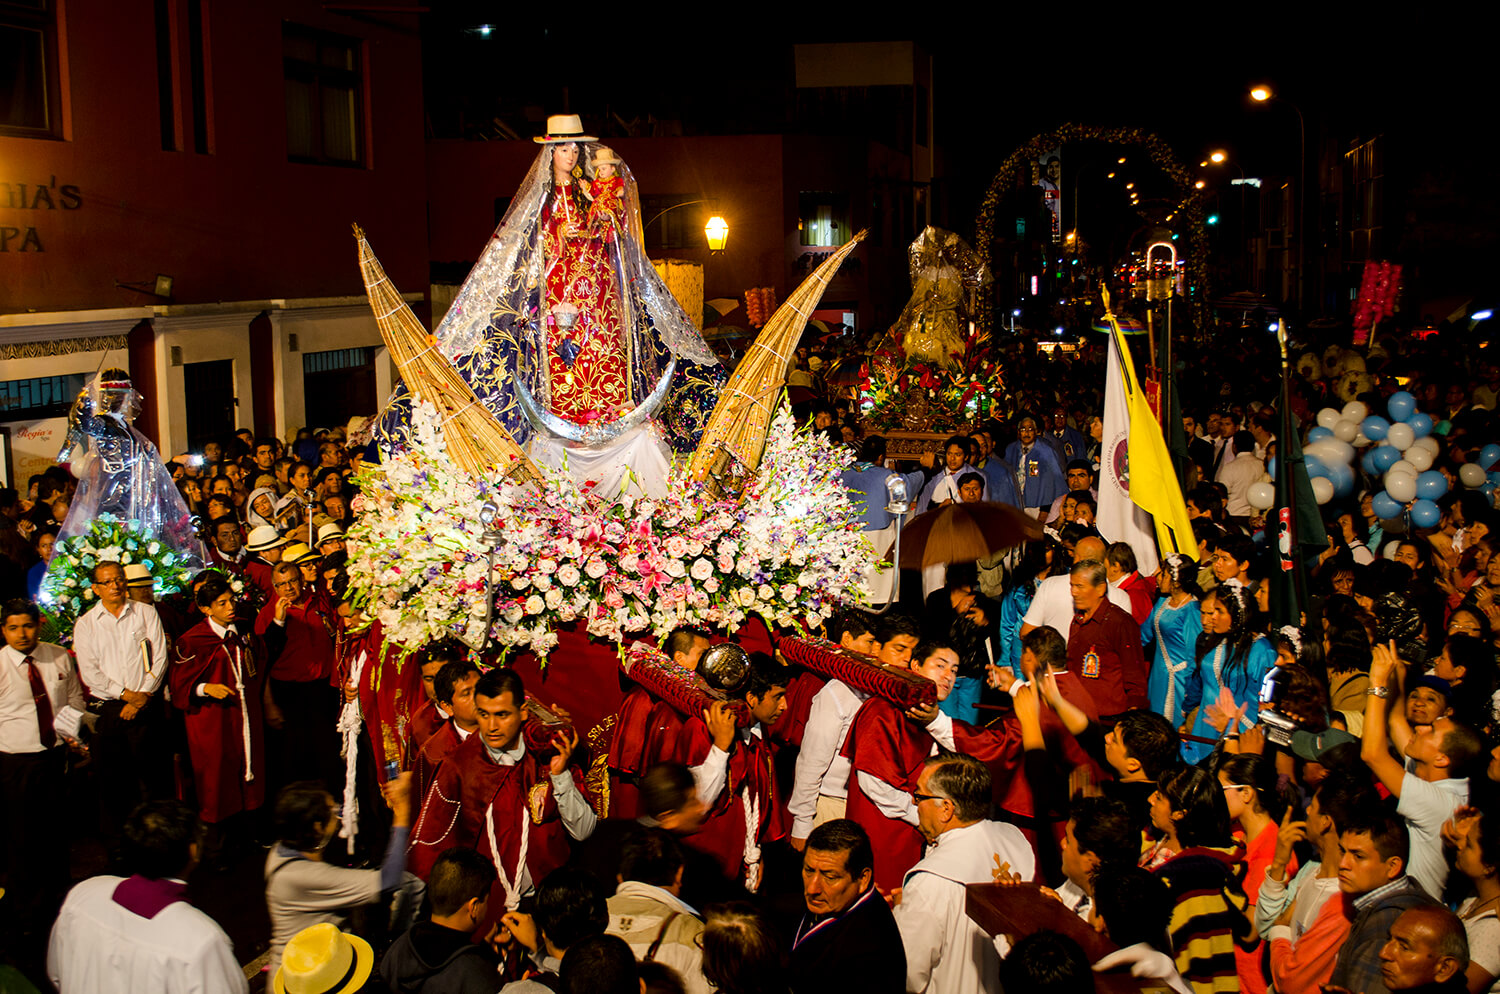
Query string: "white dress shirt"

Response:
xmin=894 ymin=820 xmax=1036 ymax=994
xmin=1020 ymin=573 xmax=1132 ymax=645
xmin=1 ymin=642 xmax=86 ymax=754
xmin=47 ymin=874 xmax=248 ymax=994
xmin=788 ymin=679 xmax=869 ymax=839
xmin=691 ymin=723 xmax=764 ymax=809
xmin=1215 ymin=451 xmax=1269 ymax=518
xmin=72 ymin=599 xmax=168 ymax=700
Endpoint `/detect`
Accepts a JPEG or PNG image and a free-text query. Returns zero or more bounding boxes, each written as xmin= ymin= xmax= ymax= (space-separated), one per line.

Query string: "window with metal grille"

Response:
xmin=302 ymin=347 xmax=374 ymax=375
xmin=0 ymin=372 xmax=88 ymax=419
xmin=283 ymin=23 xmax=363 ymax=166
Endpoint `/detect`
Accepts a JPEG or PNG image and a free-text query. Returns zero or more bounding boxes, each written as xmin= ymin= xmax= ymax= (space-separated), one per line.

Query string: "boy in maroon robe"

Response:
xmin=840 ymin=639 xmax=957 ymax=893
xmin=410 ymin=657 xmax=480 ymax=805
xmin=407 ymin=668 xmax=596 ymax=937
xmin=170 ymin=573 xmax=268 ymax=829
xmin=606 ymin=626 xmax=710 ymax=817
xmin=680 ymin=653 xmax=791 ymax=894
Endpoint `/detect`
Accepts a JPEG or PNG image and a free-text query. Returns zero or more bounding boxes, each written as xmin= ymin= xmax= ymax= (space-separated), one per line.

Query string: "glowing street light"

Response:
xmin=1194 ymin=180 xmax=1206 ymax=189
xmin=1210 ymin=150 xmax=1227 ymax=163
xmin=1125 ymin=182 xmax=1135 ymax=190
xmin=1107 ymin=171 xmax=1116 ymax=179
xmin=1250 ymin=85 xmax=1272 ymax=102
xmin=1117 ymin=156 xmax=1127 ymax=164
xmin=704 ymin=215 xmax=729 ymax=252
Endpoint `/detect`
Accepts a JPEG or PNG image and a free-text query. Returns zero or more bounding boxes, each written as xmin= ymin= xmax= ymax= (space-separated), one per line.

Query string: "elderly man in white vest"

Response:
xmin=892 ymin=752 xmax=1035 ymax=994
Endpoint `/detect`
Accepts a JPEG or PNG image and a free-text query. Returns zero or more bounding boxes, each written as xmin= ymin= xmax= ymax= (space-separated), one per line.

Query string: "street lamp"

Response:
xmin=704 ymin=215 xmax=729 ymax=253
xmin=1210 ymin=150 xmax=1227 ymax=163
xmin=1249 ymin=83 xmax=1307 ymax=310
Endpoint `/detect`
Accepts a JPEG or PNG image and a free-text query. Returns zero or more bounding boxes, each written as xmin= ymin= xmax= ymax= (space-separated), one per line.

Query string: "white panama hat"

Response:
xmin=533 ymin=113 xmax=597 ymax=144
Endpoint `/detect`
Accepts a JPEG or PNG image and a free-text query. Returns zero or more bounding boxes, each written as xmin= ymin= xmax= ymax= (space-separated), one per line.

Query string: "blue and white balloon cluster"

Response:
xmin=1351 ymin=390 xmax=1495 ymax=530
xmin=1296 ymin=401 xmax=1367 ymax=507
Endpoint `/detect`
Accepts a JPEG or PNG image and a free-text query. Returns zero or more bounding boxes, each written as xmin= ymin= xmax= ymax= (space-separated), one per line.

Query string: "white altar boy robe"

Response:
xmin=893 ymin=819 xmax=1035 ymax=994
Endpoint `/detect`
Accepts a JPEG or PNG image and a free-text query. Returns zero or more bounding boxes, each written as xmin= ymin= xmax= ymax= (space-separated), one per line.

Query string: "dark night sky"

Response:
xmin=417 ymin=6 xmax=1493 ymax=248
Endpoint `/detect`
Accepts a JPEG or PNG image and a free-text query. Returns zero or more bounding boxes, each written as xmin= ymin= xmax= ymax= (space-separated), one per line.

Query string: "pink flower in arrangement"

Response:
xmin=584 ymin=558 xmax=608 ymax=580
xmin=636 ymin=555 xmax=670 ymax=596
xmin=664 ymin=535 xmax=689 ymax=559
xmin=603 ymin=521 xmax=626 ymax=544
xmin=603 ymin=587 xmax=626 ymax=609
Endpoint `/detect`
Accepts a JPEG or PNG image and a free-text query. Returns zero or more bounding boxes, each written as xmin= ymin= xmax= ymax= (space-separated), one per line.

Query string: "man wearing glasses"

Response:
xmin=893 ymin=753 xmax=1034 ymax=994
xmin=72 ymin=560 xmax=172 ymax=844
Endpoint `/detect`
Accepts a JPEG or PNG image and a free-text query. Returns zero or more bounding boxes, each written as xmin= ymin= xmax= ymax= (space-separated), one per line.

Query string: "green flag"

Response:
xmin=1269 ymin=331 xmax=1329 ymax=630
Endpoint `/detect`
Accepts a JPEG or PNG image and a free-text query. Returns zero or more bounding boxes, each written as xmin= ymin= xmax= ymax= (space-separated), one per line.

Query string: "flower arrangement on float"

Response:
xmin=856 ymin=344 xmax=1007 ymax=432
xmin=38 ymin=512 xmax=196 ymax=639
xmin=345 ymin=400 xmax=874 ymax=661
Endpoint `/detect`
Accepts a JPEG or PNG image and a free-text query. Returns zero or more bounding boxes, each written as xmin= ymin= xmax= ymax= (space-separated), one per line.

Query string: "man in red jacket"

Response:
xmin=1066 ymin=558 xmax=1148 ymax=725
xmin=255 ymin=562 xmax=341 ymax=786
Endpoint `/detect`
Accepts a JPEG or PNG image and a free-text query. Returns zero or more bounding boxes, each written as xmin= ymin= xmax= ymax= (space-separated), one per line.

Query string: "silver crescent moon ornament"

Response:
xmin=514 ymin=355 xmax=677 ymax=447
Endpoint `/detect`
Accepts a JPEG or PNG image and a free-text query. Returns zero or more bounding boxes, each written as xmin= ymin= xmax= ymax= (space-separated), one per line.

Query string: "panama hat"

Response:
xmin=274 ymin=923 xmax=372 ymax=994
xmin=282 ymin=542 xmax=321 ymax=565
xmin=246 ymin=525 xmax=289 ymax=552
xmin=591 ymin=145 xmax=621 ymax=166
xmin=316 ymin=523 xmax=346 ymax=547
xmin=123 ymin=563 xmax=153 ymax=588
xmin=533 ymin=113 xmax=596 ymax=144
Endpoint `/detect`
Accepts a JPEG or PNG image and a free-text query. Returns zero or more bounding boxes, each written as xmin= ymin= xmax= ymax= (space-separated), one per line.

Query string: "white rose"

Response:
xmin=690 ymin=558 xmax=714 ymax=581
xmin=524 ymin=595 xmax=545 ymax=615
xmin=757 ymin=584 xmax=774 ymax=601
xmin=665 ymin=559 xmax=686 ymax=578
xmin=544 ymin=588 xmax=563 ymax=609
xmin=703 ymin=576 xmax=721 ymax=594
xmin=557 ymin=564 xmax=581 ymax=587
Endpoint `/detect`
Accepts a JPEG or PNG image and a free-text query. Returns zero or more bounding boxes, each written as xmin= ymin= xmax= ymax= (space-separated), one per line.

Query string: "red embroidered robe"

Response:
xmin=408 ymin=734 xmax=583 ymax=936
xmin=841 ymin=696 xmax=934 ymax=892
xmin=169 ymin=621 xmax=268 ymax=823
xmin=681 ymin=716 xmax=787 ymax=884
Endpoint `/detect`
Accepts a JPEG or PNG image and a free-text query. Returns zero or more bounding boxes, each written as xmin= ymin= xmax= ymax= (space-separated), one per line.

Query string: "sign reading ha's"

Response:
xmin=0 ymin=177 xmax=84 ymax=253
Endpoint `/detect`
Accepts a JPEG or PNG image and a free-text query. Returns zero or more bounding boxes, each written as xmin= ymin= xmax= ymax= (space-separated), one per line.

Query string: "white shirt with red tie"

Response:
xmin=0 ymin=641 xmax=86 ymax=754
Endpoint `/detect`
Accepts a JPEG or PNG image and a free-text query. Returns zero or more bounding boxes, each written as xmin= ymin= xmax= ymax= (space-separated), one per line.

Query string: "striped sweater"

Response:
xmin=1153 ymin=842 xmax=1253 ymax=994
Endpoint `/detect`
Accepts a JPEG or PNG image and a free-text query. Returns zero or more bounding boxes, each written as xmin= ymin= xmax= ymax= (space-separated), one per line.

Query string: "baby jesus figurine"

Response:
xmin=586 ymin=146 xmax=625 ymax=234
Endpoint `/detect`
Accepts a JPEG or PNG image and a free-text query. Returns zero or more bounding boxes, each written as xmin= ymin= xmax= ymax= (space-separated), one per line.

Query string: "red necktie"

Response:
xmin=24 ymin=655 xmax=57 ymax=749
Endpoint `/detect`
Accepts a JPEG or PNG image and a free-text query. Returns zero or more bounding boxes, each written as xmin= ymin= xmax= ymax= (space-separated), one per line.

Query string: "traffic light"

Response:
xmin=1207 ymin=214 xmax=1220 ymax=225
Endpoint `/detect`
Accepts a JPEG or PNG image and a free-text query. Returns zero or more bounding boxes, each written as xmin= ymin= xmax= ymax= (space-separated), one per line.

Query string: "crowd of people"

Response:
xmin=3 ymin=324 xmax=1500 ymax=994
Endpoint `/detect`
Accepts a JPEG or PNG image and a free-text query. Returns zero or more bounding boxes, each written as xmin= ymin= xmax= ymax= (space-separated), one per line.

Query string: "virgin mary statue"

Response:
xmin=377 ymin=115 xmax=722 ymax=490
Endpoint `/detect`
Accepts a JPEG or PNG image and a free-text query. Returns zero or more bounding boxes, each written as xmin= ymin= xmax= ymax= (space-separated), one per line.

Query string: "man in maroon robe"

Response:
xmin=169 ymin=572 xmax=268 ymax=826
xmin=840 ymin=640 xmax=957 ymax=893
xmin=411 ymin=657 xmax=480 ymax=805
xmin=938 ymin=625 xmax=1106 ymax=859
xmin=680 ymin=653 xmax=791 ymax=894
xmin=607 ymin=626 xmax=710 ymax=818
xmin=407 ymin=668 xmax=596 ymax=938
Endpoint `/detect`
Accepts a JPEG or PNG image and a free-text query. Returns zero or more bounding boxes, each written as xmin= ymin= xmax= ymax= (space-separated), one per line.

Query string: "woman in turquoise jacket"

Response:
xmin=1181 ymin=579 xmax=1277 ymax=764
xmin=1146 ymin=553 xmax=1204 ymax=728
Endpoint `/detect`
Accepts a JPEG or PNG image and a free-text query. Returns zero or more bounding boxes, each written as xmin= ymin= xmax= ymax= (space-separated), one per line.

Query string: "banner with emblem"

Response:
xmin=1098 ymin=308 xmax=1198 ymax=578
xmin=1099 ymin=331 xmax=1162 ymax=576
